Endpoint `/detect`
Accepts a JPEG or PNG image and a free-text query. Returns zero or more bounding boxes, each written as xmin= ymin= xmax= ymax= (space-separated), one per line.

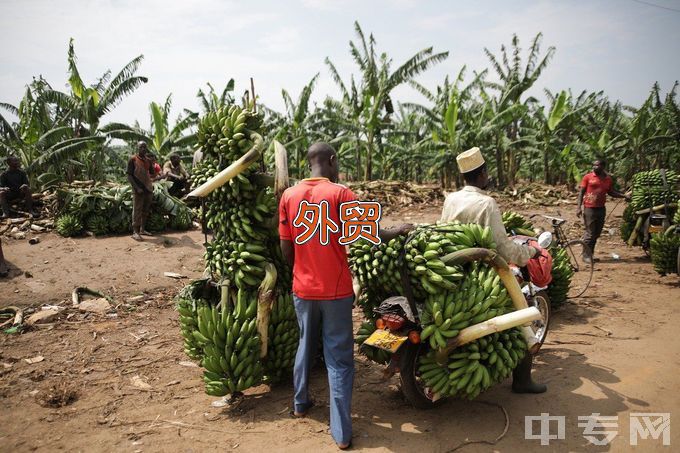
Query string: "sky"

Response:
xmin=1 ymin=0 xmax=679 ymax=127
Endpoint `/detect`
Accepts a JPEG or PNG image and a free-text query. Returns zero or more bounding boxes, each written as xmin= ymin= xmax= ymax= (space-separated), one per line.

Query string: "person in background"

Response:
xmin=127 ymin=142 xmax=154 ymax=241
xmin=163 ymin=154 xmax=190 ymax=197
xmin=147 ymin=153 xmax=164 ymax=182
xmin=440 ymin=146 xmax=546 ymax=395
xmin=0 ymin=239 xmax=8 ymax=277
xmin=279 ymin=142 xmax=412 ymax=450
xmin=1 ymin=156 xmax=36 ymax=219
xmin=576 ymin=158 xmax=630 ymax=263
xmin=192 ymin=147 xmax=203 ymax=168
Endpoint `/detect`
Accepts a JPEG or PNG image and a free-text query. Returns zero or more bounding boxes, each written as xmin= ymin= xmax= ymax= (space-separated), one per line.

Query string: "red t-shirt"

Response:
xmin=580 ymin=172 xmax=613 ymax=208
xmin=278 ymin=178 xmax=356 ymax=300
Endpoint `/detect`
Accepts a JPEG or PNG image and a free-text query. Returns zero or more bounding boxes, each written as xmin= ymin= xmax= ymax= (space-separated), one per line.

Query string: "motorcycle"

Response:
xmin=361 ymin=231 xmax=553 ymax=409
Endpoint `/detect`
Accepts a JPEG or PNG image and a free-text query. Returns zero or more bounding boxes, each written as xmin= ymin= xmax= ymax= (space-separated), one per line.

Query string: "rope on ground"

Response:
xmin=445 ymin=400 xmax=510 ymax=452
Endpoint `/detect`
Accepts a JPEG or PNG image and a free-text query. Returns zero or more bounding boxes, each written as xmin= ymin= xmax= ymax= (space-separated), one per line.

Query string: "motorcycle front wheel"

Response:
xmin=530 ymin=290 xmax=551 ymax=350
xmin=399 ymin=342 xmax=445 ymax=410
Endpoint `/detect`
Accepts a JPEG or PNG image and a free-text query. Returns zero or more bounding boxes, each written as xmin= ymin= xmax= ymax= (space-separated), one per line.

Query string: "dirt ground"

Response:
xmin=1 ymin=198 xmax=679 ymax=452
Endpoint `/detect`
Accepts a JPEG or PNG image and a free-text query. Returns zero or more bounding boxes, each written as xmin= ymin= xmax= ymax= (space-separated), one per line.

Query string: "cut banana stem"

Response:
xmin=435 ymin=307 xmax=542 ymax=363
xmin=634 ymin=202 xmax=677 ymax=216
xmin=628 ymin=215 xmax=645 ymax=246
xmin=185 ymin=132 xmax=264 ymax=198
xmin=220 ymin=281 xmax=230 ymax=309
xmin=256 ymin=263 xmax=277 ymax=358
xmin=274 ymin=140 xmax=290 ymax=201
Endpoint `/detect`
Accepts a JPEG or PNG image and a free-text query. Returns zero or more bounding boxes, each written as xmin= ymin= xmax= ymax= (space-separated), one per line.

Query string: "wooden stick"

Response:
xmin=250 ymin=77 xmax=256 ymax=113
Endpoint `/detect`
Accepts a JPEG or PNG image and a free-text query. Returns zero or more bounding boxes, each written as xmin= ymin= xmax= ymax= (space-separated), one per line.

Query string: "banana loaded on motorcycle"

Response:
xmin=352 ymin=223 xmax=554 ymax=408
xmin=353 ymin=147 xmax=554 ymax=408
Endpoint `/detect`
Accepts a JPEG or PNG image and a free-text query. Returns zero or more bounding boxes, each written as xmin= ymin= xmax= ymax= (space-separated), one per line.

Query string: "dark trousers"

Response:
xmin=132 ymin=191 xmax=153 ymax=232
xmin=0 ymin=187 xmax=33 ymax=215
xmin=582 ymin=207 xmax=606 ymax=257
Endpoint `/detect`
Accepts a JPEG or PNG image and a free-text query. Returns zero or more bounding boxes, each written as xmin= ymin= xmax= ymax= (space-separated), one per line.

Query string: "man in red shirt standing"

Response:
xmin=577 ymin=158 xmax=630 ymax=263
xmin=279 ymin=143 xmax=411 ymax=449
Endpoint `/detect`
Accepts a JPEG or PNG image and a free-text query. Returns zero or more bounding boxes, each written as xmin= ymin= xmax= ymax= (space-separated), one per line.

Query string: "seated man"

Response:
xmin=1 ymin=156 xmax=36 ymax=218
xmin=440 ymin=147 xmax=546 ymax=394
xmin=163 ymin=154 xmax=190 ymax=197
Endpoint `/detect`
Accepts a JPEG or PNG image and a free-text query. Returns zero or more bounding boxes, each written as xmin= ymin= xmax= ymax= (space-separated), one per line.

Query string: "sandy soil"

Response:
xmin=1 ymin=199 xmax=679 ymax=452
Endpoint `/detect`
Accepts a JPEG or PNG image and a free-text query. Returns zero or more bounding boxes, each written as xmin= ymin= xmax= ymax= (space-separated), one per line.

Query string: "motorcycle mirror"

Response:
xmin=538 ymin=231 xmax=553 ymax=248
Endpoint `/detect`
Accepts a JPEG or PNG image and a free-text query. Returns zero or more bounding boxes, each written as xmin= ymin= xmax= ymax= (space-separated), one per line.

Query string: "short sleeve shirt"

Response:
xmin=580 ymin=172 xmax=613 ymax=208
xmin=278 ymin=178 xmax=356 ymax=300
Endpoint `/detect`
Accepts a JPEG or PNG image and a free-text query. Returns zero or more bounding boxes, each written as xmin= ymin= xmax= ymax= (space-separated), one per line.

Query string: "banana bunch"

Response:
xmin=630 ymin=169 xmax=679 ymax=211
xmin=205 ymin=241 xmax=270 ymax=288
xmin=650 ymin=227 xmax=680 ymax=275
xmin=176 ymin=280 xmax=213 ymax=360
xmin=170 ymin=207 xmax=193 ymax=231
xmin=547 ymin=247 xmax=573 ymax=305
xmin=620 ymin=204 xmax=636 ymax=243
xmin=349 ymin=237 xmax=406 ymax=299
xmin=146 ymin=210 xmax=168 ymax=232
xmin=420 ymin=263 xmax=511 ymax=350
xmin=85 ymin=213 xmax=109 ymax=236
xmin=55 ymin=214 xmax=83 ymax=237
xmin=197 ymin=102 xmax=263 ymax=162
xmin=355 ymin=321 xmax=391 ymax=364
xmin=265 ymin=292 xmax=299 ymax=382
xmin=349 ymin=222 xmax=496 ymax=305
xmin=194 ymin=288 xmax=263 ymax=396
xmin=418 ymin=328 xmax=526 ymax=400
xmin=190 ymin=159 xmax=219 ymax=188
xmin=206 ymin=189 xmax=277 ymax=244
xmin=501 ymin=211 xmax=535 ymax=236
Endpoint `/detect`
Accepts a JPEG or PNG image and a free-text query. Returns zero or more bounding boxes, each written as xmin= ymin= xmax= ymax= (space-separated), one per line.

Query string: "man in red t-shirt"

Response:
xmin=577 ymin=158 xmax=630 ymax=263
xmin=279 ymin=142 xmax=411 ymax=449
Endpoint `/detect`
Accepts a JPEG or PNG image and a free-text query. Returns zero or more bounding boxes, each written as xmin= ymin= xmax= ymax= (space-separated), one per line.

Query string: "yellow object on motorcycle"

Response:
xmin=363 ymin=329 xmax=408 ymax=353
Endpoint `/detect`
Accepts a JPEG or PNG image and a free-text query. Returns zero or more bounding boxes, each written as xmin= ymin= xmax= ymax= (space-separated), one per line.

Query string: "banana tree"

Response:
xmin=325 ymin=21 xmax=448 ymax=180
xmin=482 ymin=33 xmax=555 ymax=187
xmin=616 ymin=83 xmax=678 ymax=179
xmin=405 ymin=67 xmax=488 ymax=188
xmin=265 ymin=74 xmax=320 ymax=178
xmin=1 ymin=77 xmax=103 ymax=187
xmin=36 ymin=39 xmax=147 ymax=181
xmin=102 ymin=94 xmax=198 ymax=162
xmin=196 ymin=79 xmax=236 ymax=113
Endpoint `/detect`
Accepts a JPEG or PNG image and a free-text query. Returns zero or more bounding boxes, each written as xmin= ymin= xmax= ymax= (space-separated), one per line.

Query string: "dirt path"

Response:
xmin=1 ymin=201 xmax=679 ymax=452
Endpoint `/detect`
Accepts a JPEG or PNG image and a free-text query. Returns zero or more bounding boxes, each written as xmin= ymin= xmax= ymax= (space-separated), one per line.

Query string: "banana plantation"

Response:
xmin=1 ymin=23 xmax=678 ymax=191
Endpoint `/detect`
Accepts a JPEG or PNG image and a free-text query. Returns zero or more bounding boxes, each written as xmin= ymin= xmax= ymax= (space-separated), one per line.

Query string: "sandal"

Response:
xmin=289 ymin=402 xmax=314 ymax=418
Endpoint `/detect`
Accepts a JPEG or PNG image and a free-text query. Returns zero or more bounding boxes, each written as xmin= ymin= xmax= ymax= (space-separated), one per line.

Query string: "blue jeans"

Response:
xmin=293 ymin=294 xmax=354 ymax=445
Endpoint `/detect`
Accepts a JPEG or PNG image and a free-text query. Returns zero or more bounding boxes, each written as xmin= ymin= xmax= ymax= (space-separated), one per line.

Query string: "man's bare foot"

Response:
xmin=132 ymin=233 xmax=142 ymax=241
xmin=337 ymin=441 xmax=351 ymax=450
xmin=140 ymin=230 xmax=153 ymax=237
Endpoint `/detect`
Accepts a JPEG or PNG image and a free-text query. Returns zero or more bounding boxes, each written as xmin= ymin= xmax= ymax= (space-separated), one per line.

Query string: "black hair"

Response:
xmin=462 ymin=162 xmax=487 ymax=184
xmin=595 ymin=157 xmax=607 ymax=167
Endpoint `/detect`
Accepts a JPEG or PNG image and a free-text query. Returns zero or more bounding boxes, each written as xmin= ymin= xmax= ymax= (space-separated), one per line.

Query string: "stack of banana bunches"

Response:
xmin=501 ymin=211 xmax=574 ymax=306
xmin=175 ymin=101 xmax=298 ymax=397
xmin=621 ymin=169 xmax=679 ymax=245
xmin=351 ymin=212 xmax=572 ymax=400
